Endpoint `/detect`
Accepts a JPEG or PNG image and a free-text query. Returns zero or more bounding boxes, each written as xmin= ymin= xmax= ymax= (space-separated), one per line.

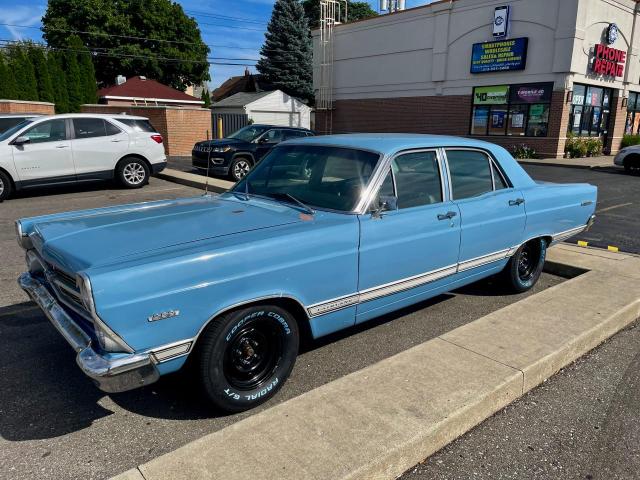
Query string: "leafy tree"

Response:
xmin=302 ymin=0 xmax=377 ymax=29
xmin=257 ymin=0 xmax=313 ymax=103
xmin=7 ymin=45 xmax=39 ymax=101
xmin=48 ymin=50 xmax=70 ymax=113
xmin=201 ymin=89 xmax=211 ymax=108
xmin=42 ymin=0 xmax=210 ymax=90
xmin=28 ymin=46 xmax=55 ymax=103
xmin=0 ymin=54 xmax=18 ymax=100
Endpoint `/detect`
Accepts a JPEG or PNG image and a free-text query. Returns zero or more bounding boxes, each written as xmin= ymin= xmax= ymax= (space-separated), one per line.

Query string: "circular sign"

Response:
xmin=495 ymin=15 xmax=505 ymax=26
xmin=606 ymin=23 xmax=619 ymax=45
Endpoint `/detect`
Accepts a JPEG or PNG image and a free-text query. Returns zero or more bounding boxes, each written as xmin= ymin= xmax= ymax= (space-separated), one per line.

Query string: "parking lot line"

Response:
xmin=597 ymin=202 xmax=633 ymax=213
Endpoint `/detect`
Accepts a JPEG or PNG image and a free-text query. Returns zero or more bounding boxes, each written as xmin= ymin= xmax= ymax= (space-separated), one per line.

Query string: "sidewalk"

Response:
xmin=113 ymin=245 xmax=640 ymax=480
xmin=518 ymin=155 xmax=616 ymax=170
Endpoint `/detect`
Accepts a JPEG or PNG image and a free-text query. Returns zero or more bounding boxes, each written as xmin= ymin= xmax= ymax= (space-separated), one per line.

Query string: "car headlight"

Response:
xmin=212 ymin=146 xmax=231 ymax=153
xmin=76 ymin=273 xmax=133 ymax=353
xmin=15 ymin=221 xmax=33 ymax=250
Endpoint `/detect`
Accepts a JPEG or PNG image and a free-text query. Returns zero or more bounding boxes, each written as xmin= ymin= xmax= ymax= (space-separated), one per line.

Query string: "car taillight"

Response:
xmin=151 ymin=134 xmax=163 ymax=144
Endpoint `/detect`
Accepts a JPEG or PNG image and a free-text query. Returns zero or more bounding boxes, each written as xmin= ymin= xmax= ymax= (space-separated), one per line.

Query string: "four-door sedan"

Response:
xmin=0 ymin=114 xmax=167 ymax=201
xmin=16 ymin=134 xmax=596 ymax=412
xmin=192 ymin=124 xmax=314 ymax=181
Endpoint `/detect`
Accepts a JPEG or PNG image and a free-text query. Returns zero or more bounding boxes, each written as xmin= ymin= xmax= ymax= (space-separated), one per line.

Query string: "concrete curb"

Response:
xmin=156 ymin=168 xmax=234 ymax=193
xmin=111 ymin=245 xmax=640 ymax=480
xmin=517 ymin=158 xmax=616 ymax=170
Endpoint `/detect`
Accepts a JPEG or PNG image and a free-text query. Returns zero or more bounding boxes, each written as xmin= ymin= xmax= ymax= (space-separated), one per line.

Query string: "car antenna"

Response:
xmin=204 ymin=139 xmax=212 ymax=196
xmin=244 ymin=176 xmax=249 ymax=201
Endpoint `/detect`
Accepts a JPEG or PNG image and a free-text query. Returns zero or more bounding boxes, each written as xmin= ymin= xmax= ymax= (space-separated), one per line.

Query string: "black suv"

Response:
xmin=192 ymin=124 xmax=314 ymax=181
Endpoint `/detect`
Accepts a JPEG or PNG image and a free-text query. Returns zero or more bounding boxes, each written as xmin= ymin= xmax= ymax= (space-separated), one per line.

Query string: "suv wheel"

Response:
xmin=0 ymin=170 xmax=12 ymax=201
xmin=198 ymin=304 xmax=299 ymax=413
xmin=117 ymin=157 xmax=149 ymax=188
xmin=229 ymin=157 xmax=252 ymax=182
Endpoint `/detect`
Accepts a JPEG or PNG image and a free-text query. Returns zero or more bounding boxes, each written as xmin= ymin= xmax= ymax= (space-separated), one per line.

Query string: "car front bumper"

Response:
xmin=18 ymin=272 xmax=160 ymax=393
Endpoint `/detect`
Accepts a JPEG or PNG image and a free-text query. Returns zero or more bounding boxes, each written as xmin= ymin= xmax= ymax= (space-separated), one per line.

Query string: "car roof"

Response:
xmin=282 ymin=133 xmax=501 ymax=154
xmin=248 ymin=124 xmax=312 ymax=131
xmin=0 ymin=113 xmax=42 ymax=118
xmin=40 ymin=113 xmax=150 ymax=121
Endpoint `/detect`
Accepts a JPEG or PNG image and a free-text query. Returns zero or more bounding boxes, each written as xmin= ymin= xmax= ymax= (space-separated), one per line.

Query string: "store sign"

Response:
xmin=474 ymin=85 xmax=509 ymax=105
xmin=592 ymin=44 xmax=626 ymax=77
xmin=470 ymin=38 xmax=528 ymax=74
xmin=493 ymin=5 xmax=510 ymax=38
xmin=509 ymin=82 xmax=553 ymax=103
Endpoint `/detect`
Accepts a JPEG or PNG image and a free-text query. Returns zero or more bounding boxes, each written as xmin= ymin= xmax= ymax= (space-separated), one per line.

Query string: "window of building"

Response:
xmin=470 ymin=83 xmax=553 ymax=137
xmin=447 ymin=150 xmax=493 ymax=200
xmin=568 ymin=83 xmax=612 ymax=137
xmin=625 ymin=92 xmax=640 ymax=135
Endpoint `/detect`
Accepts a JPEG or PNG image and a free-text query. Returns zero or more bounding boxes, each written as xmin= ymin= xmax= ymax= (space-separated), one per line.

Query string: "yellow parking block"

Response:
xmin=608 ymin=245 xmax=619 ymax=253
xmin=577 ymin=240 xmax=589 ymax=247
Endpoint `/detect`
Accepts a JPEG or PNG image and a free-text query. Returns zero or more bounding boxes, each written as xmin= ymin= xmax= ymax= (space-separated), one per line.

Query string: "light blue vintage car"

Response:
xmin=17 ymin=134 xmax=597 ymax=412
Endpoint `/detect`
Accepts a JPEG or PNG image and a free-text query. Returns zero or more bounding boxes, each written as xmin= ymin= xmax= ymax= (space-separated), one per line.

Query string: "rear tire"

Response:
xmin=198 ymin=305 xmax=299 ymax=413
xmin=116 ymin=157 xmax=150 ymax=188
xmin=0 ymin=170 xmax=12 ymax=201
xmin=503 ymin=238 xmax=546 ymax=293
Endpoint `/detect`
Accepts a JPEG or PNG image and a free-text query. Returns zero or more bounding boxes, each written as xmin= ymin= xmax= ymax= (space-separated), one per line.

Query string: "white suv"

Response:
xmin=0 ymin=113 xmax=167 ymax=200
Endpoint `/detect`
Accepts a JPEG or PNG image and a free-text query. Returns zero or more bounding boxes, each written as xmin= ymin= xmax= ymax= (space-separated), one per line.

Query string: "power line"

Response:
xmin=184 ymin=9 xmax=267 ymax=25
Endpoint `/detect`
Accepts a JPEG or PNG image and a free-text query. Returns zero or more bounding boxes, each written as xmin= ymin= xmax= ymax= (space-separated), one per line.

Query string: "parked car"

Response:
xmin=0 ymin=114 xmax=42 ymax=135
xmin=0 ymin=114 xmax=166 ymax=201
xmin=613 ymin=145 xmax=640 ymax=173
xmin=17 ymin=134 xmax=597 ymax=412
xmin=192 ymin=124 xmax=314 ymax=181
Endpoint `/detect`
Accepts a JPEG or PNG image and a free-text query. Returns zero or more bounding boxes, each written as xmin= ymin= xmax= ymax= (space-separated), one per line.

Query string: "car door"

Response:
xmin=70 ymin=117 xmax=129 ymax=179
xmin=11 ymin=118 xmax=75 ymax=185
xmin=254 ymin=128 xmax=284 ymax=160
xmin=356 ymin=149 xmax=461 ymax=322
xmin=444 ymin=148 xmax=526 ymax=271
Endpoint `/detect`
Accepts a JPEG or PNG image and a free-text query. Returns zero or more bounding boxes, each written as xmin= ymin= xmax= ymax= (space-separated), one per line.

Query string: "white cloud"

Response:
xmin=0 ymin=4 xmax=45 ymax=40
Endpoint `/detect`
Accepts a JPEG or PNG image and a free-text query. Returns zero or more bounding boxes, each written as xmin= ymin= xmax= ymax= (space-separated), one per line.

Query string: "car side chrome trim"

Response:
xmin=457 ymin=249 xmax=511 ymax=272
xmin=307 ymin=293 xmax=360 ymax=317
xmin=551 ymin=225 xmax=587 ymax=243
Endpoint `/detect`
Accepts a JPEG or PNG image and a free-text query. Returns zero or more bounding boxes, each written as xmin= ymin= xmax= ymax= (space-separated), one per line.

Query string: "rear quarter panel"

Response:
xmin=521 ymin=182 xmax=597 ymax=239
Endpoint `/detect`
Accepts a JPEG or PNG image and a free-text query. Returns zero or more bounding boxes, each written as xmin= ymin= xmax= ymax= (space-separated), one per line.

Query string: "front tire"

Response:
xmin=198 ymin=305 xmax=299 ymax=413
xmin=504 ymin=238 xmax=546 ymax=293
xmin=0 ymin=170 xmax=12 ymax=201
xmin=228 ymin=157 xmax=252 ymax=182
xmin=116 ymin=157 xmax=150 ymax=188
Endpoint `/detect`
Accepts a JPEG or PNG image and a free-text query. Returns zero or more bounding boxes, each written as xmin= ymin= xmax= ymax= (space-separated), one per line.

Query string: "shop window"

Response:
xmin=470 ymin=83 xmax=552 ymax=137
xmin=625 ymin=91 xmax=640 ymax=135
xmin=568 ymin=83 xmax=611 ymax=138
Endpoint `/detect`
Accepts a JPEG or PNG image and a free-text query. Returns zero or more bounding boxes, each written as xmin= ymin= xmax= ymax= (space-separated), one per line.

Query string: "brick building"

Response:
xmin=313 ymin=0 xmax=640 ymax=158
xmin=97 ymin=76 xmax=204 ymax=108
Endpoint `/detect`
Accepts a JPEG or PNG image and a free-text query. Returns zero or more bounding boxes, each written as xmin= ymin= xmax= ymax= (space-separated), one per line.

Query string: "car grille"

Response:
xmin=43 ymin=261 xmax=90 ymax=317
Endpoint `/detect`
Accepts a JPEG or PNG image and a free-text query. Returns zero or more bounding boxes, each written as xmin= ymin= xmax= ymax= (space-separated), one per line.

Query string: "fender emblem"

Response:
xmin=148 ymin=310 xmax=180 ymax=322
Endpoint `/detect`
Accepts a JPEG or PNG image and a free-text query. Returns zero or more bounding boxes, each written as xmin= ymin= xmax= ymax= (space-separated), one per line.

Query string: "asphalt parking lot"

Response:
xmin=0 ymin=178 xmax=563 ymax=480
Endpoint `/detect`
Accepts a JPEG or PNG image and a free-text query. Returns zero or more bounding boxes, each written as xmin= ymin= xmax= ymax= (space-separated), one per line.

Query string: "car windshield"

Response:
xmin=232 ymin=145 xmax=380 ymax=212
xmin=0 ymin=119 xmax=33 ymax=142
xmin=227 ymin=125 xmax=270 ymax=142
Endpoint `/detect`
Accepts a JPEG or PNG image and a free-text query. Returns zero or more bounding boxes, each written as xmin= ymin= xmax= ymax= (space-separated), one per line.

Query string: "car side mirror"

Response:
xmin=12 ymin=136 xmax=30 ymax=146
xmin=372 ymin=195 xmax=398 ymax=218
xmin=257 ymin=137 xmax=270 ymax=144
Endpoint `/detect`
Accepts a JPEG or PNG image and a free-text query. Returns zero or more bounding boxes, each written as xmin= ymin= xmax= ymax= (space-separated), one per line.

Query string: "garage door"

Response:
xmin=250 ymin=111 xmax=301 ymax=127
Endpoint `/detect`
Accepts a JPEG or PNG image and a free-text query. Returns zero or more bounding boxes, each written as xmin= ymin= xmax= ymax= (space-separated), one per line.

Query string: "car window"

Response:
xmin=73 ymin=118 xmax=107 ymax=139
xmin=372 ymin=169 xmax=395 ymax=211
xmin=0 ymin=119 xmax=33 ymax=142
xmin=261 ymin=129 xmax=284 ymax=143
xmin=392 ymin=151 xmax=443 ymax=209
xmin=447 ymin=150 xmax=493 ymax=200
xmin=105 ymin=121 xmax=122 ymax=136
xmin=492 ymin=163 xmax=509 ymax=190
xmin=23 ymin=119 xmax=67 ymax=144
xmin=116 ymin=119 xmax=157 ymax=133
xmin=0 ymin=117 xmax=27 ymax=133
xmin=234 ymin=145 xmax=379 ymax=212
xmin=282 ymin=130 xmax=308 ymax=140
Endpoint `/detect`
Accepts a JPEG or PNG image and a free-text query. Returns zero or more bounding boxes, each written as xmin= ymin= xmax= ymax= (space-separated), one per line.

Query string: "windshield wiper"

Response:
xmin=266 ymin=192 xmax=315 ymax=215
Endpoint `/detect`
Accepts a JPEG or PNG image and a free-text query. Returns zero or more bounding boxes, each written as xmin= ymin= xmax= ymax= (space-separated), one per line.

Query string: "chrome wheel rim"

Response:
xmin=233 ymin=160 xmax=251 ymax=180
xmin=123 ymin=163 xmax=146 ymax=185
xmin=517 ymin=245 xmax=535 ymax=281
xmin=0 ymin=177 xmax=4 ymax=197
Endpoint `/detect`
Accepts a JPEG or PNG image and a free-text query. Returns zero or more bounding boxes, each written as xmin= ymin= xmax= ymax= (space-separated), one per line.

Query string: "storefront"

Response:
xmin=312 ymin=0 xmax=640 ymax=158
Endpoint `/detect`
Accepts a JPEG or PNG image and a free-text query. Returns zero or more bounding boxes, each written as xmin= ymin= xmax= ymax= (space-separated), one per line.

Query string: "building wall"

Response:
xmin=81 ymin=104 xmax=212 ymax=156
xmin=0 ymin=100 xmax=55 ymax=115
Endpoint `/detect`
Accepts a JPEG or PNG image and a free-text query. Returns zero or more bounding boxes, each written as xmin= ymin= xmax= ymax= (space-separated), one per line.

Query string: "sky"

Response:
xmin=0 ymin=0 xmax=431 ymax=90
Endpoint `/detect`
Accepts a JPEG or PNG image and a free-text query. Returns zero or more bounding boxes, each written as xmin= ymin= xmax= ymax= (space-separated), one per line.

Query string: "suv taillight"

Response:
xmin=151 ymin=134 xmax=163 ymax=144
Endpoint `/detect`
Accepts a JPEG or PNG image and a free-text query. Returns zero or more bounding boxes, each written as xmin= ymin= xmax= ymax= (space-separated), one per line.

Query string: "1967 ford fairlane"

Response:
xmin=16 ymin=134 xmax=597 ymax=412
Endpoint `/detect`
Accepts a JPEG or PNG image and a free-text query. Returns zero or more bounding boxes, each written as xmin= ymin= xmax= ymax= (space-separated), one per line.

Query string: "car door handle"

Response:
xmin=437 ymin=211 xmax=457 ymax=220
xmin=111 ymin=139 xmax=124 ymax=142
xmin=55 ymin=145 xmax=69 ymax=149
xmin=509 ymin=198 xmax=525 ymax=206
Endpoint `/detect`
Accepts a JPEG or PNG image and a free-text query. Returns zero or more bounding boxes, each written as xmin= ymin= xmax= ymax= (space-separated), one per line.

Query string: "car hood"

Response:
xmin=33 ymin=195 xmax=301 ymax=272
xmin=196 ymin=138 xmax=250 ymax=148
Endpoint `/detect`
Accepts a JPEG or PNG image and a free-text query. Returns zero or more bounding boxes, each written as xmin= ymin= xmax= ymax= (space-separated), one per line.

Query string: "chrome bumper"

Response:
xmin=18 ymin=272 xmax=160 ymax=393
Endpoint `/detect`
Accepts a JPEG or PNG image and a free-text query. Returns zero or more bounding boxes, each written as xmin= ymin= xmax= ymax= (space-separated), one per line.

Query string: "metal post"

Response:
xmin=217 ymin=117 xmax=224 ymax=139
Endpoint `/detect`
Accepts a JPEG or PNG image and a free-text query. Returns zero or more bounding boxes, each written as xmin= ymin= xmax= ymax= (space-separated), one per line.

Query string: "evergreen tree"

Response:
xmin=201 ymin=89 xmax=211 ymax=108
xmin=28 ymin=45 xmax=55 ymax=103
xmin=257 ymin=0 xmax=313 ymax=103
xmin=302 ymin=0 xmax=377 ymax=29
xmin=7 ymin=45 xmax=38 ymax=101
xmin=67 ymin=35 xmax=97 ymax=104
xmin=64 ymin=42 xmax=82 ymax=112
xmin=0 ymin=54 xmax=18 ymax=100
xmin=48 ymin=51 xmax=69 ymax=113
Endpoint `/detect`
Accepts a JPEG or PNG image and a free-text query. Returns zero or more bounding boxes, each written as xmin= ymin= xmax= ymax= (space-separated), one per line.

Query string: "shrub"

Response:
xmin=621 ymin=134 xmax=640 ymax=149
xmin=511 ymin=144 xmax=536 ymax=159
xmin=585 ymin=137 xmax=603 ymax=157
xmin=565 ymin=134 xmax=601 ymax=158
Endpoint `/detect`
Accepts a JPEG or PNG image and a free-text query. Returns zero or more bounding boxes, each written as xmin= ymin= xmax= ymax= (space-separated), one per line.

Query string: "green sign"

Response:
xmin=530 ymin=104 xmax=545 ymax=117
xmin=473 ymin=85 xmax=509 ymax=105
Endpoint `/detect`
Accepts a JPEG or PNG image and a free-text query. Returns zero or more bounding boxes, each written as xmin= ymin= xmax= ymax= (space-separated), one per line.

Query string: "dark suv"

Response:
xmin=192 ymin=124 xmax=315 ymax=181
